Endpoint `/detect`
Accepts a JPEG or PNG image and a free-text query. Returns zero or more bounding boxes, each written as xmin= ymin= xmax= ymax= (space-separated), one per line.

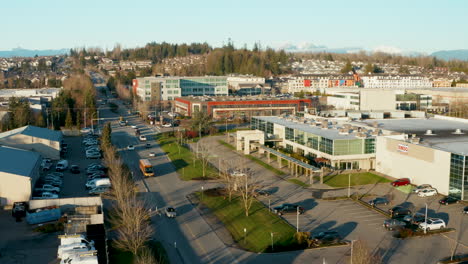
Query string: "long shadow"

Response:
xmin=309 ymin=220 xmax=337 ymax=235
xmin=299 ymin=198 xmax=318 ymax=211
xmin=415 ymin=208 xmax=450 ymax=224
xmin=332 ymin=221 xmax=358 ymax=239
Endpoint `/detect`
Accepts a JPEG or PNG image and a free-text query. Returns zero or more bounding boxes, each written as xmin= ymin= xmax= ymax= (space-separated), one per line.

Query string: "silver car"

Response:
xmin=165 ymin=207 xmax=177 ymax=218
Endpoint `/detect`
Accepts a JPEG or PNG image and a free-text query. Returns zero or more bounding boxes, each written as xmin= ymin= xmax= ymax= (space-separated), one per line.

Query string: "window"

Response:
xmin=286 ymin=128 xmax=294 ymax=141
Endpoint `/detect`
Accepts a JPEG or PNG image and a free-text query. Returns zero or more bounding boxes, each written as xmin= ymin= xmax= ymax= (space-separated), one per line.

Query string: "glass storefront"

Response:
xmin=449 ymin=154 xmax=467 ymax=200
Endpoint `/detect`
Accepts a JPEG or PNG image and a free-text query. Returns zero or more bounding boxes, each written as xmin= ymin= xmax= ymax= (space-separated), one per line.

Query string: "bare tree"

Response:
xmin=134 ymin=246 xmax=157 ymax=264
xmin=220 ymin=160 xmax=236 ymax=201
xmin=238 ymin=169 xmax=258 ymax=217
xmin=112 ymin=199 xmax=153 ymax=256
xmin=197 ymin=145 xmax=212 ymax=179
xmin=349 ymin=240 xmax=381 ymax=264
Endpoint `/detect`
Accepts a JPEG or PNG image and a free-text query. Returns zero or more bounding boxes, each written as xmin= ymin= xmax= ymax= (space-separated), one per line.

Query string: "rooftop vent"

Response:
xmin=425 ymin=130 xmax=435 ymax=135
xmin=453 ymin=129 xmax=464 ymax=135
xmin=411 ymin=137 xmax=421 ymax=144
xmin=338 ymin=129 xmax=349 ymax=135
xmin=356 ymin=132 xmax=367 ymax=138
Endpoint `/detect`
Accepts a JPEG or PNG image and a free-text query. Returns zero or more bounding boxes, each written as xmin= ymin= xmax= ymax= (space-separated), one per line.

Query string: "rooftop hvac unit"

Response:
xmin=425 ymin=130 xmax=435 ymax=135
xmin=356 ymin=132 xmax=367 ymax=138
xmin=338 ymin=129 xmax=349 ymax=135
xmin=411 ymin=137 xmax=421 ymax=144
xmin=453 ymin=129 xmax=464 ymax=135
xmin=321 ymin=125 xmax=328 ymax=130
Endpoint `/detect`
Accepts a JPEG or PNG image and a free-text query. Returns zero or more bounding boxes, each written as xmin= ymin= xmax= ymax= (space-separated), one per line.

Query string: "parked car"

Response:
xmin=419 ymin=218 xmax=446 ymax=231
xmin=413 ymin=184 xmax=433 ymax=193
xmin=391 ymin=178 xmax=411 ymax=187
xmin=417 ymin=188 xmax=437 ymax=197
xmin=162 ymin=123 xmax=172 ymax=128
xmin=139 ymin=135 xmax=147 ymax=141
xmin=49 ymin=172 xmax=64 ymax=178
xmin=311 ymin=231 xmax=341 ymax=245
xmin=42 ymin=179 xmax=62 ymax=187
xmin=389 ymin=206 xmax=411 ymax=218
xmin=165 ymin=207 xmax=177 ymax=218
xmin=439 ymin=196 xmax=459 ymax=205
xmin=149 ymin=152 xmax=156 ymax=157
xmin=44 ymin=175 xmax=62 ymax=182
xmin=145 ymin=143 xmax=151 ymax=149
xmin=86 ymin=152 xmax=101 ymax=159
xmin=12 ymin=202 xmax=28 ymax=218
xmin=119 ymin=120 xmax=127 ymax=126
xmin=86 ymin=178 xmax=111 ymax=189
xmin=127 ymin=145 xmax=135 ymax=150
xmin=33 ymin=192 xmax=58 ymax=199
xmin=253 ymin=189 xmax=272 ymax=197
xmin=369 ymin=197 xmax=389 ymax=206
xmin=41 ymin=159 xmax=53 ymax=171
xmin=35 ymin=184 xmax=60 ymax=194
xmin=89 ymin=186 xmax=110 ymax=195
xmin=383 ymin=219 xmax=407 ymax=230
xmin=403 ymin=213 xmax=426 ymax=224
xmin=463 ymin=206 xmax=468 ymax=214
xmin=273 ymin=204 xmax=304 ymax=215
xmin=131 ymin=125 xmax=138 ymax=129
xmin=70 ymin=165 xmax=80 ymax=174
xmin=56 ymin=160 xmax=69 ymax=171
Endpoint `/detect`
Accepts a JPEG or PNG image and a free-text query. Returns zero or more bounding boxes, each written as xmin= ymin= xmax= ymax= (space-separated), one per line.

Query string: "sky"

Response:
xmin=1 ymin=0 xmax=467 ymax=53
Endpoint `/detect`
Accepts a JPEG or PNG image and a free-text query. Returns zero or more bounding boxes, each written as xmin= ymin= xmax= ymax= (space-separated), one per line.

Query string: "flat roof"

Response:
xmin=254 ymin=116 xmax=371 ymax=140
xmin=357 ymin=118 xmax=468 ymax=154
xmin=0 ymin=146 xmax=40 ymax=177
xmin=177 ymin=96 xmax=308 ymax=104
xmin=0 ymin=125 xmax=62 ymax=142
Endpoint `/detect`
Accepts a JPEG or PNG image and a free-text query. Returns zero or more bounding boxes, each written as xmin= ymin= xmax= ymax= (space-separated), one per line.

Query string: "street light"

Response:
xmin=296 ymin=206 xmax=300 ymax=232
xmin=270 ymin=232 xmax=274 ymax=251
xmin=350 ymin=240 xmax=356 ymax=264
xmin=424 ymin=203 xmax=428 ymax=234
xmin=244 ymin=228 xmax=247 ymax=244
xmin=201 ymin=186 xmax=204 ymax=201
xmin=348 ymin=173 xmax=351 ymax=198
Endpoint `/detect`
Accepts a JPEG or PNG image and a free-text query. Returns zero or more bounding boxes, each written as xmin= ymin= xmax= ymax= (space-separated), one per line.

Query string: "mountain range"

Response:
xmin=0 ymin=48 xmax=69 ymax=58
xmin=430 ymin=49 xmax=468 ymax=61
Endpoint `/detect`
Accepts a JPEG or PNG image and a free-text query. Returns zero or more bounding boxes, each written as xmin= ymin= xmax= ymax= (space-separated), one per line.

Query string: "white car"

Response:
xmin=165 ymin=207 xmax=177 ymax=218
xmin=419 ymin=218 xmax=446 ymax=231
xmin=33 ymin=192 xmax=59 ymax=199
xmin=127 ymin=145 xmax=135 ymax=150
xmin=418 ymin=188 xmax=437 ymax=197
xmin=131 ymin=125 xmax=138 ymax=129
xmin=413 ymin=184 xmax=433 ymax=193
xmin=139 ymin=135 xmax=147 ymax=141
xmin=149 ymin=152 xmax=156 ymax=157
xmin=162 ymin=123 xmax=172 ymax=128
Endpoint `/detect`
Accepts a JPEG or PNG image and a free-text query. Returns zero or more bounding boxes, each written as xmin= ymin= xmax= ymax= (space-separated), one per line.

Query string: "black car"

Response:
xmin=312 ymin=231 xmax=341 ymax=245
xmin=253 ymin=189 xmax=271 ymax=197
xmin=439 ymin=196 xmax=459 ymax=205
xmin=392 ymin=208 xmax=412 ymax=218
xmin=70 ymin=165 xmax=80 ymax=174
xmin=463 ymin=206 xmax=468 ymax=214
xmin=383 ymin=219 xmax=407 ymax=230
xmin=403 ymin=213 xmax=426 ymax=224
xmin=12 ymin=202 xmax=28 ymax=218
xmin=145 ymin=143 xmax=151 ymax=149
xmin=369 ymin=197 xmax=389 ymax=206
xmin=273 ymin=204 xmax=304 ymax=215
xmin=389 ymin=206 xmax=404 ymax=214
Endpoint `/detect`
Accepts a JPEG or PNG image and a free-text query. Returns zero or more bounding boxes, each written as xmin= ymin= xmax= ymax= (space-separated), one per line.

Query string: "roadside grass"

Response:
xmin=394 ymin=185 xmax=413 ymax=194
xmin=156 ymin=133 xmax=218 ymax=181
xmin=108 ymin=240 xmax=169 ymax=264
xmin=196 ymin=191 xmax=296 ymax=252
xmin=287 ymin=178 xmax=311 ymax=188
xmin=323 ymin=172 xmax=391 ymax=187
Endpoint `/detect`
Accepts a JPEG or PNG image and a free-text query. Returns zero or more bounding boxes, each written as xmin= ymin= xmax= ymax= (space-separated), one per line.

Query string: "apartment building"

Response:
xmin=132 ymin=76 xmax=229 ymax=101
xmin=361 ymin=75 xmax=432 ymax=89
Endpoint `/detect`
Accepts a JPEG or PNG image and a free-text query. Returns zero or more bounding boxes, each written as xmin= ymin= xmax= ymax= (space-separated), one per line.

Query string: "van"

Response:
xmin=86 ymin=178 xmax=111 ymax=189
xmin=56 ymin=160 xmax=69 ymax=172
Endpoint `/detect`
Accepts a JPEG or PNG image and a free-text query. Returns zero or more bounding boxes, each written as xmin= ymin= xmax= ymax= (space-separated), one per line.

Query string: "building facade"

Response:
xmin=133 ymin=76 xmax=229 ymax=101
xmin=250 ymin=116 xmax=376 ymax=170
xmin=175 ymin=97 xmax=312 ymax=119
xmin=361 ymin=75 xmax=432 ymax=89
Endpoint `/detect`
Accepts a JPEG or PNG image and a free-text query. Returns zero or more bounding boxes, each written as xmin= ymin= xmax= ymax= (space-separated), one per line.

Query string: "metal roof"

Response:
xmin=0 ymin=146 xmax=40 ymax=177
xmin=0 ymin=125 xmax=62 ymax=142
xmin=258 ymin=145 xmax=320 ymax=171
xmin=254 ymin=116 xmax=370 ymax=140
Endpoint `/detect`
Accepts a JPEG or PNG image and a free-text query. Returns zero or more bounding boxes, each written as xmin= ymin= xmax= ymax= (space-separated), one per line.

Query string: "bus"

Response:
xmin=139 ymin=159 xmax=154 ymax=177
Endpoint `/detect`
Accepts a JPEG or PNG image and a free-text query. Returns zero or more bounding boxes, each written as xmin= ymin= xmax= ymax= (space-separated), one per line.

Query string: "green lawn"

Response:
xmin=156 ymin=133 xmax=218 ymax=181
xmin=323 ymin=172 xmax=391 ymax=187
xmin=197 ymin=192 xmax=296 ymax=252
xmin=108 ymin=241 xmax=169 ymax=264
xmin=395 ymin=185 xmax=413 ymax=194
xmin=287 ymin=178 xmax=311 ymax=188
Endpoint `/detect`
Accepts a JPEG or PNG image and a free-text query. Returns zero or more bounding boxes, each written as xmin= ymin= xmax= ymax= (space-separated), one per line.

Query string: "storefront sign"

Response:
xmin=397 ymin=144 xmax=409 ymax=153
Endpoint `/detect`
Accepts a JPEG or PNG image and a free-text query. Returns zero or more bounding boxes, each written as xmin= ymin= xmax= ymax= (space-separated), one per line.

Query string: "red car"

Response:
xmin=392 ymin=178 xmax=410 ymax=187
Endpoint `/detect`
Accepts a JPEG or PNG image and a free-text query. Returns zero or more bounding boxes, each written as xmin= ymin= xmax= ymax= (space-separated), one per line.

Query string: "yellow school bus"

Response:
xmin=139 ymin=159 xmax=154 ymax=177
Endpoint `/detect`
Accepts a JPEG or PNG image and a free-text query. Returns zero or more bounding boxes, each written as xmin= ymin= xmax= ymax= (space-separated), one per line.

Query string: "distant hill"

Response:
xmin=0 ymin=48 xmax=68 ymax=58
xmin=431 ymin=49 xmax=468 ymax=61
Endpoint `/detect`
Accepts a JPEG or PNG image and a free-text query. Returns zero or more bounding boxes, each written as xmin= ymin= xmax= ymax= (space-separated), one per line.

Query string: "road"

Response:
xmin=93 ymin=82 xmax=349 ymax=263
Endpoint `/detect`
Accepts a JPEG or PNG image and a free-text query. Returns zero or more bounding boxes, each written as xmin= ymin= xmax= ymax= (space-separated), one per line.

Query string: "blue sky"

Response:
xmin=1 ymin=0 xmax=467 ymax=53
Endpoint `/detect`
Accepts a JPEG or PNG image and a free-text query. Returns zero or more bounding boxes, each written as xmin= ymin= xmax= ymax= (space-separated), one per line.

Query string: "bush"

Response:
xmin=396 ymin=228 xmax=414 ymax=238
xmin=33 ymin=222 xmax=64 ymax=233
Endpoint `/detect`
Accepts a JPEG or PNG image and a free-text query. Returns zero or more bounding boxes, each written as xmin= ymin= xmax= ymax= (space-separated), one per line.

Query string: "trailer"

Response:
xmin=26 ymin=207 xmax=61 ymax=225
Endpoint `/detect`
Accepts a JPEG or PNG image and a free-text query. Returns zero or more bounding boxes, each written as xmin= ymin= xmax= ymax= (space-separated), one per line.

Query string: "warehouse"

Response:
xmin=0 ymin=146 xmax=41 ymax=205
xmin=0 ymin=125 xmax=63 ymax=159
xmin=358 ymin=116 xmax=468 ymax=200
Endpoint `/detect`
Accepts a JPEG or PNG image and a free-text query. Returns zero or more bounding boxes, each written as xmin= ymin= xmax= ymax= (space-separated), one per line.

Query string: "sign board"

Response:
xmin=397 ymin=144 xmax=409 ymax=153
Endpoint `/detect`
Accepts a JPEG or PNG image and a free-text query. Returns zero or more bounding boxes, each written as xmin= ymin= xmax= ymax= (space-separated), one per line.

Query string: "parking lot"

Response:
xmin=36 ymin=135 xmax=105 ymax=199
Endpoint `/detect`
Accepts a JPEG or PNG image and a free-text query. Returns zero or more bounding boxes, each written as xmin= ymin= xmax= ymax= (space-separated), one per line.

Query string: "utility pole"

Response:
xmin=348 ymin=174 xmax=351 ymax=198
xmin=296 ymin=206 xmax=299 ymax=232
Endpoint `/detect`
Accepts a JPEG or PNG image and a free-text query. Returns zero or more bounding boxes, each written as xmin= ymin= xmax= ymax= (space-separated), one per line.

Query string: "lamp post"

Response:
xmin=350 ymin=240 xmax=355 ymax=264
xmin=296 ymin=206 xmax=300 ymax=232
xmin=270 ymin=232 xmax=274 ymax=251
xmin=348 ymin=173 xmax=351 ymax=198
xmin=424 ymin=203 xmax=428 ymax=234
xmin=244 ymin=228 xmax=247 ymax=245
xmin=201 ymin=186 xmax=204 ymax=201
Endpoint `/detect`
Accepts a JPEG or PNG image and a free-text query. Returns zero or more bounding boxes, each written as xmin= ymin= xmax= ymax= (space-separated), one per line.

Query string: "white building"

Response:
xmin=287 ymin=76 xmax=329 ymax=93
xmin=133 ymin=76 xmax=229 ymax=101
xmin=361 ymin=75 xmax=432 ymax=89
xmin=227 ymin=76 xmax=265 ymax=90
xmin=0 ymin=146 xmax=41 ymax=205
xmin=326 ymin=89 xmax=397 ymax=111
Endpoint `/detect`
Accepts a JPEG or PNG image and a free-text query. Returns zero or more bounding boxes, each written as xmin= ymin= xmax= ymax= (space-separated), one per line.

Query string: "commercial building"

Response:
xmin=0 ymin=146 xmax=41 ymax=205
xmin=175 ymin=96 xmax=312 ymax=119
xmin=287 ymin=75 xmax=358 ymax=94
xmin=227 ymin=76 xmax=265 ymax=91
xmin=249 ymin=116 xmax=377 ymax=170
xmin=0 ymin=125 xmax=63 ymax=159
xmin=358 ymin=116 xmax=468 ymax=200
xmin=395 ymin=93 xmax=432 ymax=110
xmin=132 ymin=76 xmax=229 ymax=101
xmin=327 ymin=89 xmax=397 ymax=111
xmin=361 ymin=75 xmax=432 ymax=89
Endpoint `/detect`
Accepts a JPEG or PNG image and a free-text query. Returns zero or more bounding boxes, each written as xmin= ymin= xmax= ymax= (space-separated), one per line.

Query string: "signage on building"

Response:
xmin=397 ymin=144 xmax=409 ymax=153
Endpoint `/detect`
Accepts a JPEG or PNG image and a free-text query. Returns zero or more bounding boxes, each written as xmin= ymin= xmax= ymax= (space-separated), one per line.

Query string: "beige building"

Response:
xmin=0 ymin=146 xmax=41 ymax=205
xmin=326 ymin=89 xmax=397 ymax=111
xmin=0 ymin=125 xmax=63 ymax=159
